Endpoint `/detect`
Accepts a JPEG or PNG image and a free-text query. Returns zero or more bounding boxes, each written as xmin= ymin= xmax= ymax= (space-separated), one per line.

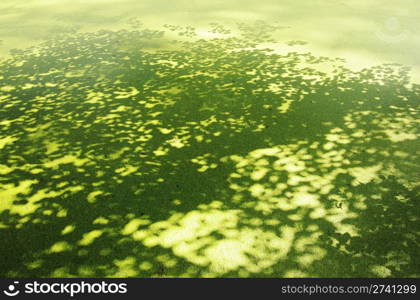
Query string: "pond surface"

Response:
xmin=1 ymin=0 xmax=420 ymax=80
xmin=0 ymin=1 xmax=419 ymax=278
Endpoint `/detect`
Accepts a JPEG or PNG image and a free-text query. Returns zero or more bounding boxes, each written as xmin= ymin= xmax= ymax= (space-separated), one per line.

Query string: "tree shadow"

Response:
xmin=0 ymin=21 xmax=418 ymax=277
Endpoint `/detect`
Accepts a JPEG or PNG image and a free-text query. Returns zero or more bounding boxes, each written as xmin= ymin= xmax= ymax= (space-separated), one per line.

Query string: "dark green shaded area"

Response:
xmin=0 ymin=23 xmax=419 ymax=277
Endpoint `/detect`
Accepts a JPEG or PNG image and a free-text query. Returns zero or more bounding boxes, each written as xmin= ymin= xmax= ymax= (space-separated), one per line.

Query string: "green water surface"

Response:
xmin=0 ymin=0 xmax=419 ymax=277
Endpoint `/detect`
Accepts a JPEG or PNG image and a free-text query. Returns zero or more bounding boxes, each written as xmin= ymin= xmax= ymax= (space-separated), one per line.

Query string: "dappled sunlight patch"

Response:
xmin=78 ymin=230 xmax=104 ymax=246
xmin=48 ymin=241 xmax=73 ymax=253
xmin=292 ymin=192 xmax=320 ymax=208
xmin=86 ymin=91 xmax=109 ymax=104
xmin=113 ymin=257 xmax=138 ymax=277
xmin=43 ymin=154 xmax=89 ymax=169
xmin=348 ymin=165 xmax=382 ymax=185
xmin=44 ymin=141 xmax=61 ymax=155
xmin=121 ymin=218 xmax=151 ymax=235
xmin=294 ymin=233 xmax=327 ymax=266
xmin=87 ymin=190 xmax=104 ymax=203
xmin=191 ymin=154 xmax=218 ymax=173
xmin=0 ymin=85 xmax=16 ymax=92
xmin=130 ymin=201 xmax=297 ymax=275
xmin=0 ymin=136 xmax=18 ymax=149
xmin=114 ymin=87 xmax=140 ymax=99
xmin=0 ymin=180 xmax=38 ymax=215
xmin=65 ymin=69 xmax=85 ymax=78
xmin=370 ymin=265 xmax=392 ymax=278
xmin=153 ymin=147 xmax=169 ymax=156
xmin=225 ymin=141 xmax=392 ymax=263
xmin=26 ymin=259 xmax=44 ymax=271
xmin=61 ymin=224 xmax=76 ymax=235
xmin=115 ymin=165 xmax=139 ymax=177
xmin=168 ymin=138 xmax=185 ymax=149
xmin=93 ymin=217 xmax=109 ymax=225
xmin=383 ymin=130 xmax=417 ymax=142
xmin=0 ymin=164 xmax=15 ymax=175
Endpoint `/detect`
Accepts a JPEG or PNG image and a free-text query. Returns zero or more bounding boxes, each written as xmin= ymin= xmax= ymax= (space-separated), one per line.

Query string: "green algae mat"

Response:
xmin=0 ymin=4 xmax=419 ymax=278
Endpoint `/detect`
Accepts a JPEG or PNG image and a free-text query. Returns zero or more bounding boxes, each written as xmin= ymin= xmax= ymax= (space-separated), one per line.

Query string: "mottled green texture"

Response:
xmin=0 ymin=11 xmax=419 ymax=278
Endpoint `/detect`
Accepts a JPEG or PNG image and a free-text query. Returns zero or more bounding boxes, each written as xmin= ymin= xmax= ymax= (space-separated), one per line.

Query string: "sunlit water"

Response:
xmin=0 ymin=1 xmax=419 ymax=278
xmin=1 ymin=0 xmax=420 ymax=81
